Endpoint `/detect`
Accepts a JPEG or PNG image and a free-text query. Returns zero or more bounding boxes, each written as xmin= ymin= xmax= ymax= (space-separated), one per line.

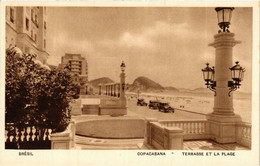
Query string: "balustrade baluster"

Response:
xmin=242 ymin=127 xmax=246 ymax=138
xmin=32 ymin=126 xmax=36 ymax=141
xmin=201 ymin=122 xmax=204 ymax=133
xmin=180 ymin=123 xmax=183 ymax=130
xmin=183 ymin=123 xmax=187 ymax=134
xmin=45 ymin=129 xmax=50 ymax=141
xmin=195 ymin=123 xmax=198 ymax=134
xmin=38 ymin=128 xmax=42 ymax=141
xmin=29 ymin=126 xmax=33 ymax=141
xmin=17 ymin=128 xmax=22 ymax=142
xmin=195 ymin=123 xmax=197 ymax=134
xmin=6 ymin=128 xmax=11 ymax=143
xmin=187 ymin=123 xmax=190 ymax=134
xmin=12 ymin=127 xmax=17 ymax=143
xmin=24 ymin=127 xmax=28 ymax=142
xmin=35 ymin=127 xmax=39 ymax=141
xmin=198 ymin=122 xmax=201 ymax=134
xmin=248 ymin=128 xmax=251 ymax=139
xmin=202 ymin=122 xmax=205 ymax=133
xmin=190 ymin=123 xmax=194 ymax=134
xmin=246 ymin=127 xmax=250 ymax=139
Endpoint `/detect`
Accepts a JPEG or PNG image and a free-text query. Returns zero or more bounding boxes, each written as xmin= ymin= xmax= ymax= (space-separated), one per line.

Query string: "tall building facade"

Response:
xmin=61 ymin=53 xmax=88 ymax=84
xmin=6 ymin=6 xmax=48 ymax=64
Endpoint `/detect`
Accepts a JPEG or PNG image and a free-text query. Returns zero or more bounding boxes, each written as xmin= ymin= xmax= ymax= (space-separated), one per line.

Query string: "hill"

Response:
xmin=191 ymin=87 xmax=210 ymax=93
xmin=164 ymin=86 xmax=179 ymax=92
xmin=89 ymin=77 xmax=114 ymax=88
xmin=129 ymin=76 xmax=164 ymax=92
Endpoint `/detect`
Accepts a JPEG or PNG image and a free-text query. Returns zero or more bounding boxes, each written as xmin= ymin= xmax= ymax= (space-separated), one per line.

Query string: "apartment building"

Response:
xmin=61 ymin=53 xmax=88 ymax=84
xmin=6 ymin=6 xmax=48 ymax=63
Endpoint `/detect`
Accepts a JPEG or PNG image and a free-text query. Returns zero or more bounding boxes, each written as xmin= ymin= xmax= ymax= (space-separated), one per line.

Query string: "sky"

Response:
xmin=46 ymin=7 xmax=252 ymax=92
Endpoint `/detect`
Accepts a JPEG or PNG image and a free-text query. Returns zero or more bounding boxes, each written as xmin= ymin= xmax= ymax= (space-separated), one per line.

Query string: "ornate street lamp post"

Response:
xmin=215 ymin=7 xmax=235 ymax=33
xmin=202 ymin=63 xmax=216 ymax=95
xmin=205 ymin=7 xmax=243 ymax=144
xmin=120 ymin=61 xmax=127 ymax=106
xmin=228 ymin=61 xmax=246 ymax=96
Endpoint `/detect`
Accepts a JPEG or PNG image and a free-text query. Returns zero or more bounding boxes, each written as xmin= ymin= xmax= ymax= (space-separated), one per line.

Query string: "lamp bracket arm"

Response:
xmin=208 ymin=85 xmax=216 ymax=96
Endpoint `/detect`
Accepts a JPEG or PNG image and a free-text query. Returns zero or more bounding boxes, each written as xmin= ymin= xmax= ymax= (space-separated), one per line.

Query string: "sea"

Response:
xmin=126 ymin=91 xmax=252 ymax=123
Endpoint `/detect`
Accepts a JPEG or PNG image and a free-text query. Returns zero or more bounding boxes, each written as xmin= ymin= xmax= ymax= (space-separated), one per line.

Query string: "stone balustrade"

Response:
xmin=145 ymin=118 xmax=184 ymax=150
xmin=236 ymin=122 xmax=251 ymax=148
xmin=159 ymin=119 xmax=210 ymax=140
xmin=104 ymin=83 xmax=121 ymax=98
xmin=51 ymin=121 xmax=75 ymax=149
xmin=157 ymin=119 xmax=251 ymax=148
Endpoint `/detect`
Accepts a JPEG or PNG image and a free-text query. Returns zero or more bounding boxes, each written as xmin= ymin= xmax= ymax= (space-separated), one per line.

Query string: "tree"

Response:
xmin=5 ymin=47 xmax=80 ymax=133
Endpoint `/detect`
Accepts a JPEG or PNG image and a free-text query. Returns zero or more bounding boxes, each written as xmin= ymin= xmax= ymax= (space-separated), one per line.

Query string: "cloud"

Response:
xmin=47 ymin=32 xmax=94 ymax=65
xmin=98 ymin=21 xmax=200 ymax=51
xmin=119 ymin=32 xmax=152 ymax=48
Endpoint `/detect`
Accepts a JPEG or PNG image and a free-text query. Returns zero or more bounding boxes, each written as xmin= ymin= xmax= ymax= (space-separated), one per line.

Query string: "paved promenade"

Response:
xmin=127 ymin=100 xmax=206 ymax=121
xmin=73 ymin=96 xmax=249 ymax=150
xmin=74 ymin=135 xmax=249 ymax=150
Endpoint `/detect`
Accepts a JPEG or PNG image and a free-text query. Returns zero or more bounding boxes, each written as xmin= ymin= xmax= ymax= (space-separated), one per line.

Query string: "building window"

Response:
xmin=10 ymin=8 xmax=14 ymax=23
xmin=31 ymin=9 xmax=34 ymax=21
xmin=35 ymin=15 xmax=38 ymax=23
xmin=44 ymin=39 xmax=46 ymax=49
xmin=25 ymin=18 xmax=29 ymax=31
xmin=44 ymin=21 xmax=46 ymax=30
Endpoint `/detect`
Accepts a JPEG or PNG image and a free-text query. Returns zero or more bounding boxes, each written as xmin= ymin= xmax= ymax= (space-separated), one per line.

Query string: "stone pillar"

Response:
xmin=85 ymin=85 xmax=88 ymax=95
xmin=110 ymin=84 xmax=111 ymax=96
xmin=207 ymin=32 xmax=242 ymax=143
xmin=109 ymin=84 xmax=112 ymax=96
xmin=114 ymin=84 xmax=116 ymax=97
xmin=144 ymin=118 xmax=158 ymax=145
xmin=98 ymin=84 xmax=101 ymax=95
xmin=120 ymin=72 xmax=126 ymax=107
xmin=111 ymin=84 xmax=113 ymax=96
xmin=118 ymin=83 xmax=120 ymax=97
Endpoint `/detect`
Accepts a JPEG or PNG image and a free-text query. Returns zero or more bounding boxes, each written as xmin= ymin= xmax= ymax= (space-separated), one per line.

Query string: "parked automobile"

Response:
xmin=148 ymin=100 xmax=160 ymax=109
xmin=158 ymin=102 xmax=175 ymax=113
xmin=137 ymin=99 xmax=148 ymax=106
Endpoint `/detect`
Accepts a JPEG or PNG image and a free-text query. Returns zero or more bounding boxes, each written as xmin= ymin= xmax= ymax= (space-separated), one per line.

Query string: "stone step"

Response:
xmin=75 ymin=144 xmax=140 ymax=150
xmin=75 ymin=135 xmax=144 ymax=150
xmin=75 ymin=136 xmax=143 ymax=145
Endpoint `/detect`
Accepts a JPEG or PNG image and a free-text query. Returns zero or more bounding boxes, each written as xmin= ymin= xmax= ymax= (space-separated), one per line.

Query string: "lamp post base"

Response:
xmin=206 ymin=113 xmax=242 ymax=143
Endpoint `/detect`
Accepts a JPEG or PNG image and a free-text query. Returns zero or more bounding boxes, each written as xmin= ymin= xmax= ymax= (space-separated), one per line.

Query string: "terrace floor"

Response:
xmin=74 ymin=135 xmax=250 ymax=150
xmin=183 ymin=140 xmax=250 ymax=150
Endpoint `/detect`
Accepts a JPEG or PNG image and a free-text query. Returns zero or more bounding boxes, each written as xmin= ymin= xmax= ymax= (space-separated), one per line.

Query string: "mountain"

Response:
xmin=88 ymin=77 xmax=114 ymax=88
xmin=129 ymin=76 xmax=165 ymax=92
xmin=191 ymin=87 xmax=210 ymax=93
xmin=165 ymin=86 xmax=179 ymax=92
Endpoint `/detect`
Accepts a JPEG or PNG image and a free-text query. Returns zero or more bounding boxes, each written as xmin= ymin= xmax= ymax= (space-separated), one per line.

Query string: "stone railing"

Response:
xmin=144 ymin=118 xmax=184 ymax=150
xmin=50 ymin=121 xmax=76 ymax=149
xmin=159 ymin=119 xmax=210 ymax=140
xmin=236 ymin=122 xmax=251 ymax=148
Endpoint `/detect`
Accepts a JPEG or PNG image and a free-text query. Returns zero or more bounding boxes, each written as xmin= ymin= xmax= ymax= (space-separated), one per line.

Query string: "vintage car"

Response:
xmin=148 ymin=100 xmax=160 ymax=109
xmin=137 ymin=99 xmax=148 ymax=106
xmin=158 ymin=102 xmax=175 ymax=113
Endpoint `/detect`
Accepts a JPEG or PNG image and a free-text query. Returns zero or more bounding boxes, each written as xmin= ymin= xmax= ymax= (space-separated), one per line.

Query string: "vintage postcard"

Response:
xmin=0 ymin=1 xmax=259 ymax=166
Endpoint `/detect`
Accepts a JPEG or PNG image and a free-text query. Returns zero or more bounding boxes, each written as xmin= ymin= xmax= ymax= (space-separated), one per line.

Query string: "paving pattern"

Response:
xmin=75 ymin=135 xmax=249 ymax=150
xmin=73 ymin=98 xmax=250 ymax=150
xmin=183 ymin=140 xmax=250 ymax=150
xmin=75 ymin=135 xmax=144 ymax=150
